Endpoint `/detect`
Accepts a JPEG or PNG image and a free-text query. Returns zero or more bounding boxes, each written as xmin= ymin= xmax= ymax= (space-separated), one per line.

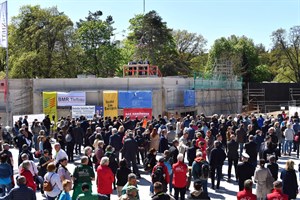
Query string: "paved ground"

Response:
xmin=10 ymin=146 xmax=300 ymax=200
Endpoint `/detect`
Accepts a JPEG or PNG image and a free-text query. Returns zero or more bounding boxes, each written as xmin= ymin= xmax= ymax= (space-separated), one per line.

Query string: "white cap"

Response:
xmin=242 ymin=152 xmax=250 ymax=159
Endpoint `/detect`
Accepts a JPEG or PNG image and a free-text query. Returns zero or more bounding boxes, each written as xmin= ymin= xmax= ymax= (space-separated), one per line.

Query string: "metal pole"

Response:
xmin=5 ymin=1 xmax=8 ymax=126
xmin=143 ymin=0 xmax=145 ymax=13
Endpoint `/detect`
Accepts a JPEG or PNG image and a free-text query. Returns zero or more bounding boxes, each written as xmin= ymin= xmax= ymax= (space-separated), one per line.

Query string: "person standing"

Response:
xmin=236 ymin=124 xmax=247 ymax=160
xmin=121 ymin=173 xmax=140 ymax=200
xmin=122 ymin=132 xmax=140 ymax=178
xmin=58 ymin=180 xmax=72 ymax=200
xmin=116 ymin=159 xmax=131 ymax=197
xmin=205 ymin=130 xmax=214 ymax=161
xmin=152 ymin=158 xmax=170 ymax=193
xmin=77 ymin=183 xmax=108 ymax=200
xmin=244 ymin=135 xmax=258 ymax=167
xmin=73 ymin=122 xmax=84 ymax=155
xmin=53 ymin=143 xmax=68 ymax=165
xmin=159 ymin=130 xmax=169 ymax=153
xmin=109 ymin=128 xmax=123 ymax=162
xmin=227 ymin=134 xmax=239 ymax=182
xmin=209 ymin=141 xmax=226 ymax=190
xmin=254 ymin=159 xmax=273 ymax=200
xmin=44 ymin=162 xmax=63 ymax=200
xmin=72 ymin=156 xmax=95 ymax=200
xmin=151 ymin=182 xmax=175 ymax=200
xmin=236 ymin=153 xmax=255 ymax=191
xmin=266 ymin=181 xmax=288 ymax=200
xmin=0 ymin=176 xmax=36 ymax=200
xmin=172 ymin=154 xmax=188 ymax=200
xmin=283 ymin=123 xmax=295 ymax=156
xmin=192 ymin=152 xmax=209 ymax=194
xmin=0 ymin=154 xmax=12 ymax=197
xmin=97 ymin=157 xmax=114 ymax=199
xmin=280 ymin=160 xmax=298 ymax=199
xmin=237 ymin=179 xmax=257 ymax=200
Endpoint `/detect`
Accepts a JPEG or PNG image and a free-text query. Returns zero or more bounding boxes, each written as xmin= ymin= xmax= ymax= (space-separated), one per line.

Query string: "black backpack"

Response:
xmin=200 ymin=161 xmax=210 ymax=179
xmin=143 ymin=157 xmax=151 ymax=171
xmin=152 ymin=165 xmax=165 ymax=183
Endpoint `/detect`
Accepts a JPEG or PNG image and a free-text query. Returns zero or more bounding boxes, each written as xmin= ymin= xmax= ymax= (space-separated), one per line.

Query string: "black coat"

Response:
xmin=209 ymin=146 xmax=226 ymax=167
xmin=227 ymin=140 xmax=239 ymax=160
xmin=123 ymin=137 xmax=138 ymax=159
xmin=236 ymin=161 xmax=255 ymax=185
xmin=116 ymin=167 xmax=131 ymax=186
xmin=72 ymin=126 xmax=84 ymax=144
xmin=169 ymin=145 xmax=179 ymax=164
xmin=267 ymin=162 xmax=279 ymax=180
xmin=244 ymin=141 xmax=258 ymax=163
xmin=109 ymin=134 xmax=123 ymax=151
xmin=281 ymin=169 xmax=298 ymax=199
xmin=187 ymin=146 xmax=197 ymax=166
xmin=159 ymin=136 xmax=169 ymax=153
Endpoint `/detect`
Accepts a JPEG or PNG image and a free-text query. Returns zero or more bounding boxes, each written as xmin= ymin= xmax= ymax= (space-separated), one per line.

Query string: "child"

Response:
xmin=58 ymin=179 xmax=72 ymax=200
xmin=267 ymin=155 xmax=279 ymax=181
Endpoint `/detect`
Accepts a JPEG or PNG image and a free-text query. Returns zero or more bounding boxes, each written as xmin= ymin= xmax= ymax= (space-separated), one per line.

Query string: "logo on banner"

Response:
xmin=43 ymin=97 xmax=56 ymax=109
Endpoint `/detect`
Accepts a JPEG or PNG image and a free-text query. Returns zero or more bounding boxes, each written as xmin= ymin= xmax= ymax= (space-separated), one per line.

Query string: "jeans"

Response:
xmin=169 ymin=172 xmax=173 ymax=193
xmin=174 ymin=187 xmax=186 ymax=200
xmin=284 ymin=140 xmax=293 ymax=154
xmin=0 ymin=183 xmax=12 ymax=197
xmin=227 ymin=158 xmax=238 ymax=179
xmin=210 ymin=165 xmax=222 ymax=189
xmin=33 ymin=134 xmax=39 ymax=150
xmin=200 ymin=179 xmax=208 ymax=193
xmin=239 ymin=143 xmax=244 ymax=158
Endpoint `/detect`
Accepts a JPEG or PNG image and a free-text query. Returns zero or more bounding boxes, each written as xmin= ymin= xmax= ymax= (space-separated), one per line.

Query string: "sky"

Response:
xmin=7 ymin=0 xmax=300 ymax=50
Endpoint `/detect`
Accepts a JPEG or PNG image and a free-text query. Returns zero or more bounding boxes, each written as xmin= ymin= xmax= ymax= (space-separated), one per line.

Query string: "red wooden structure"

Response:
xmin=123 ymin=64 xmax=162 ymax=77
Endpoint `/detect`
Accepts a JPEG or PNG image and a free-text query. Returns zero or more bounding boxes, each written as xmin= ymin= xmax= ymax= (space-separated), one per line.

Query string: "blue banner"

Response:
xmin=184 ymin=90 xmax=195 ymax=107
xmin=119 ymin=91 xmax=152 ymax=108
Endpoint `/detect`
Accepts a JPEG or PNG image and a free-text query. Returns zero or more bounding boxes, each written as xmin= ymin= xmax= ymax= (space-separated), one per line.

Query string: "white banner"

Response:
xmin=289 ymin=106 xmax=300 ymax=119
xmin=57 ymin=92 xmax=86 ymax=106
xmin=0 ymin=1 xmax=7 ymax=48
xmin=72 ymin=106 xmax=95 ymax=120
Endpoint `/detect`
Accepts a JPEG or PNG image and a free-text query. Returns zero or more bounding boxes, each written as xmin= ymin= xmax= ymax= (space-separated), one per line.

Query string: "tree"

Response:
xmin=271 ymin=26 xmax=300 ymax=83
xmin=172 ymin=29 xmax=207 ymax=75
xmin=10 ymin=5 xmax=77 ymax=78
xmin=207 ymin=35 xmax=259 ymax=82
xmin=76 ymin=11 xmax=122 ymax=77
xmin=127 ymin=11 xmax=180 ymax=76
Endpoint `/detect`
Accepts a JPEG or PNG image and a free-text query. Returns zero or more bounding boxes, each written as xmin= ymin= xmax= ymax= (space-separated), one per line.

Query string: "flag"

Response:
xmin=0 ymin=1 xmax=7 ymax=48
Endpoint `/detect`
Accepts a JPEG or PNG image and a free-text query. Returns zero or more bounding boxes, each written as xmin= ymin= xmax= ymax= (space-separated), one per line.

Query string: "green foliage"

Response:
xmin=271 ymin=26 xmax=300 ymax=83
xmin=9 ymin=5 xmax=76 ymax=78
xmin=127 ymin=11 xmax=179 ymax=76
xmin=207 ymin=35 xmax=259 ymax=82
xmin=251 ymin=65 xmax=274 ymax=82
xmin=76 ymin=11 xmax=122 ymax=77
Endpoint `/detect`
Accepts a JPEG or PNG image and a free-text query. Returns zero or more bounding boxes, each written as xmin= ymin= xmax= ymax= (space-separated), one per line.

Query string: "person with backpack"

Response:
xmin=209 ymin=141 xmax=226 ymax=190
xmin=191 ymin=152 xmax=209 ymax=193
xmin=172 ymin=153 xmax=188 ymax=200
xmin=44 ymin=162 xmax=63 ymax=200
xmin=188 ymin=179 xmax=211 ymax=200
xmin=151 ymin=157 xmax=170 ymax=193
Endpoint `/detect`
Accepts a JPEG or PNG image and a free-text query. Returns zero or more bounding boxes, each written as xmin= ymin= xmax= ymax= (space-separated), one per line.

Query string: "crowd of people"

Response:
xmin=0 ymin=111 xmax=299 ymax=200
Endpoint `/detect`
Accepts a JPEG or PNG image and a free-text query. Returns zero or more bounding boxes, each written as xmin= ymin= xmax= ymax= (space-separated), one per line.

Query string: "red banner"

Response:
xmin=123 ymin=108 xmax=152 ymax=120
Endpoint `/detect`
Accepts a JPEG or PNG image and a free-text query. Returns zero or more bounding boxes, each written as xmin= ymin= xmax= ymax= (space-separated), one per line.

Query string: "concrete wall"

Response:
xmin=0 ymin=78 xmax=242 ymax=125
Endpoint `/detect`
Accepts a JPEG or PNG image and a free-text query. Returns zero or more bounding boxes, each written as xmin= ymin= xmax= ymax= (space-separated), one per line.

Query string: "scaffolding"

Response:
xmin=123 ymin=64 xmax=162 ymax=77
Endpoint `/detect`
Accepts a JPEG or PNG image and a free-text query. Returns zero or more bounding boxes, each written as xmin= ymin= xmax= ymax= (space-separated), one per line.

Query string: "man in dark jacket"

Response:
xmin=169 ymin=140 xmax=179 ymax=164
xmin=227 ymin=134 xmax=239 ymax=181
xmin=159 ymin=130 xmax=169 ymax=153
xmin=151 ymin=181 xmax=174 ymax=200
xmin=236 ymin=152 xmax=255 ymax=191
xmin=209 ymin=141 xmax=226 ymax=190
xmin=73 ymin=122 xmax=84 ymax=155
xmin=123 ymin=132 xmax=140 ymax=177
xmin=192 ymin=152 xmax=209 ymax=193
xmin=0 ymin=176 xmax=36 ymax=200
xmin=109 ymin=128 xmax=123 ymax=162
xmin=244 ymin=135 xmax=258 ymax=167
xmin=236 ymin=124 xmax=247 ymax=160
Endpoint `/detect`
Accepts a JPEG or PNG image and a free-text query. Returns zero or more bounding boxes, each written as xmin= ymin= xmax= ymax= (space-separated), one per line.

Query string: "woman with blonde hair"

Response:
xmin=280 ymin=159 xmax=298 ymax=199
xmin=58 ymin=180 xmax=72 ymax=200
xmin=150 ymin=128 xmax=159 ymax=151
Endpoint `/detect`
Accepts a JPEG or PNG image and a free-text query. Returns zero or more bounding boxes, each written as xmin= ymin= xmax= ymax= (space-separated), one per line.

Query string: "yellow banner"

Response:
xmin=43 ymin=92 xmax=58 ymax=125
xmin=103 ymin=90 xmax=118 ymax=118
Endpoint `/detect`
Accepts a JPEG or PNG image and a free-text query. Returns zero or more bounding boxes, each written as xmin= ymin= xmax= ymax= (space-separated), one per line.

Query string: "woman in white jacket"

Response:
xmin=283 ymin=123 xmax=295 ymax=156
xmin=44 ymin=162 xmax=63 ymax=200
xmin=254 ymin=159 xmax=273 ymax=200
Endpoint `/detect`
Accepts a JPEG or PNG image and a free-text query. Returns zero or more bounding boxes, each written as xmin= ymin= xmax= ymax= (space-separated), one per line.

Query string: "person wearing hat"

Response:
xmin=266 ymin=181 xmax=288 ymax=200
xmin=236 ymin=179 xmax=257 ymax=200
xmin=236 ymin=152 xmax=255 ymax=191
xmin=119 ymin=185 xmax=139 ymax=200
xmin=76 ymin=182 xmax=108 ymax=200
xmin=122 ymin=131 xmax=140 ymax=178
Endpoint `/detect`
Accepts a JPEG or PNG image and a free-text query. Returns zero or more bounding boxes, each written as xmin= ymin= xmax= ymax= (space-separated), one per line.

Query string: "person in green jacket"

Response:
xmin=76 ymin=183 xmax=108 ymax=200
xmin=121 ymin=173 xmax=140 ymax=200
xmin=72 ymin=156 xmax=95 ymax=200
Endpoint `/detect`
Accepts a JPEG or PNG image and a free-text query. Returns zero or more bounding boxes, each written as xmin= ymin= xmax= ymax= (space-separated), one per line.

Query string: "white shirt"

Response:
xmin=44 ymin=172 xmax=63 ymax=197
xmin=19 ymin=160 xmax=38 ymax=176
xmin=54 ymin=149 xmax=68 ymax=164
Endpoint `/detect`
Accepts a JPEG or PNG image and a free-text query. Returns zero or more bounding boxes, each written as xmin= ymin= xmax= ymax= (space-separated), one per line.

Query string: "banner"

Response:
xmin=119 ymin=91 xmax=152 ymax=108
xmin=72 ymin=106 xmax=95 ymax=120
xmin=184 ymin=90 xmax=195 ymax=107
xmin=95 ymin=106 xmax=104 ymax=117
xmin=103 ymin=91 xmax=118 ymax=118
xmin=57 ymin=91 xmax=86 ymax=106
xmin=123 ymin=108 xmax=152 ymax=120
xmin=43 ymin=92 xmax=57 ymax=124
xmin=0 ymin=1 xmax=7 ymax=48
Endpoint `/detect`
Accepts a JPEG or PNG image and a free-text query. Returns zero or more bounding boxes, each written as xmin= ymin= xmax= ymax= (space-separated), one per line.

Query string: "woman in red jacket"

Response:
xmin=172 ymin=153 xmax=188 ymax=200
xmin=20 ymin=160 xmax=37 ymax=192
xmin=97 ymin=156 xmax=114 ymax=199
